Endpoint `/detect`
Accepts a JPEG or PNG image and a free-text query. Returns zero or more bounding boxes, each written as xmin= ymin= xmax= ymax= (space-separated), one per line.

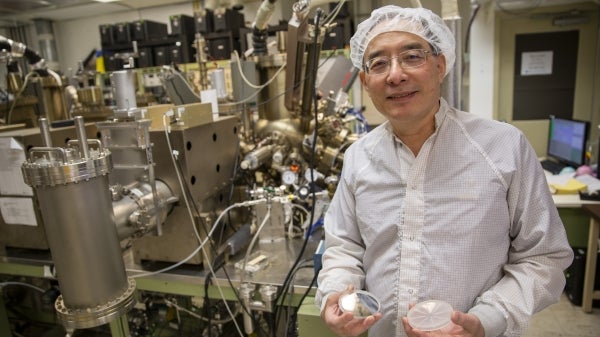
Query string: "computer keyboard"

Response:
xmin=540 ymin=159 xmax=566 ymax=175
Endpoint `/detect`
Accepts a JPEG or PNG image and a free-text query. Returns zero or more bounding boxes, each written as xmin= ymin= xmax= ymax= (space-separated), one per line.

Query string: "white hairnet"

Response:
xmin=349 ymin=5 xmax=455 ymax=76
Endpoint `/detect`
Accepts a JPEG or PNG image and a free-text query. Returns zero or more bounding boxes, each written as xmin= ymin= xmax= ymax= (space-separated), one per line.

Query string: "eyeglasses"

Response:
xmin=363 ymin=49 xmax=432 ymax=75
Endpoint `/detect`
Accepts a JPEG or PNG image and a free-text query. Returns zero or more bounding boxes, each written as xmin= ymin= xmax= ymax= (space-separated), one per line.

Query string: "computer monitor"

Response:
xmin=547 ymin=116 xmax=590 ymax=167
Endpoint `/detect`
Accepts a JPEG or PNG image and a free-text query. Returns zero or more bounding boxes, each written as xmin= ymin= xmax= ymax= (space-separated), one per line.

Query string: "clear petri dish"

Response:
xmin=406 ymin=300 xmax=453 ymax=331
xmin=338 ymin=290 xmax=381 ymax=317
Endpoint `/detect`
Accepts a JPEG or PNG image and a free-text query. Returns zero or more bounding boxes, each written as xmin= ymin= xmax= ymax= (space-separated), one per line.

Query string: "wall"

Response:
xmin=494 ymin=2 xmax=600 ymax=157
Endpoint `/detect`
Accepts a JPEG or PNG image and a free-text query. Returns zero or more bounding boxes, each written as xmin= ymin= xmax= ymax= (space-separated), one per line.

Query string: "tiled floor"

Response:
xmin=524 ymin=293 xmax=600 ymax=337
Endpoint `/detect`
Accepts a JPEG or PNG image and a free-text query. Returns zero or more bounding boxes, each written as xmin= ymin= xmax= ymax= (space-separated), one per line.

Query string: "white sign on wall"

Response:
xmin=521 ymin=51 xmax=553 ymax=76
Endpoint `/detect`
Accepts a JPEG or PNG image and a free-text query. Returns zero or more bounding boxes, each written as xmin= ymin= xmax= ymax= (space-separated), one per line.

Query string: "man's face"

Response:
xmin=359 ymin=31 xmax=446 ymax=129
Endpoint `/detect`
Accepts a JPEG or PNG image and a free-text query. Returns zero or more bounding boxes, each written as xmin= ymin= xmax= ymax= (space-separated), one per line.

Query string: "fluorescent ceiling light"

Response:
xmin=94 ymin=0 xmax=121 ymax=3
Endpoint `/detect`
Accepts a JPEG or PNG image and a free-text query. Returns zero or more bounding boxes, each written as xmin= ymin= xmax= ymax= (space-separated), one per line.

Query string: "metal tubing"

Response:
xmin=112 ymin=181 xmax=174 ymax=240
xmin=442 ymin=18 xmax=462 ymax=110
xmin=39 ymin=118 xmax=53 ymax=147
xmin=74 ymin=116 xmax=89 ymax=159
xmin=108 ymin=315 xmax=132 ymax=337
xmin=300 ymin=42 xmax=321 ymax=132
xmin=441 ymin=0 xmax=462 ymax=109
xmin=239 ymin=283 xmax=255 ymax=334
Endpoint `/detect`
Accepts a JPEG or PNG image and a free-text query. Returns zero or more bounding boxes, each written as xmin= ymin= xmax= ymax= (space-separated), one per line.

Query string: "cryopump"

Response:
xmin=21 ymin=116 xmax=136 ymax=334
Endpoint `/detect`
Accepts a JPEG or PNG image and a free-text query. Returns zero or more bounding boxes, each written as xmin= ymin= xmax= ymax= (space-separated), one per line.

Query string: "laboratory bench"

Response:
xmin=0 ymin=237 xmax=331 ymax=337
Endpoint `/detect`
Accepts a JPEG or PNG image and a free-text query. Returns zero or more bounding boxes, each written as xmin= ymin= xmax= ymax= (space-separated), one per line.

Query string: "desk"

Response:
xmin=552 ymin=194 xmax=600 ymax=208
xmin=581 ymin=204 xmax=600 ymax=313
xmin=552 ymin=194 xmax=600 ymax=313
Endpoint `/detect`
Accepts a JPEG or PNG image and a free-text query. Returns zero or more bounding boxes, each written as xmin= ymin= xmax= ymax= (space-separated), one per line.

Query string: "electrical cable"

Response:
xmin=322 ymin=0 xmax=346 ymax=26
xmin=47 ymin=68 xmax=62 ymax=87
xmin=238 ymin=205 xmax=271 ymax=288
xmin=203 ymin=268 xmax=215 ymax=336
xmin=289 ymin=202 xmax=311 ymax=238
xmin=219 ymin=75 xmax=304 ymax=118
xmin=283 ymin=259 xmax=314 ymax=335
xmin=172 ymin=157 xmax=211 ymax=239
xmin=154 ymin=111 xmax=285 ymax=337
xmin=217 ymin=45 xmax=332 ymax=116
xmin=216 ymin=35 xmax=337 ymax=119
xmin=291 ymin=265 xmax=318 ymax=317
xmin=273 ymin=8 xmax=324 ymax=333
xmin=162 ymin=114 xmax=244 ymax=337
xmin=232 ymin=50 xmax=267 ymax=89
xmin=216 ymin=56 xmax=337 ymax=117
xmin=159 ymin=118 xmax=261 ymax=334
xmin=125 ymin=161 xmax=264 ymax=278
xmin=164 ymin=298 xmax=237 ymax=324
xmin=0 ymin=281 xmax=45 ymax=293
xmin=161 ymin=113 xmax=204 ymax=247
xmin=6 ymin=70 xmax=40 ymax=124
xmin=235 ymin=205 xmax=273 ymax=335
xmin=210 ymin=250 xmax=272 ymax=337
xmin=220 ymin=58 xmax=287 ymax=107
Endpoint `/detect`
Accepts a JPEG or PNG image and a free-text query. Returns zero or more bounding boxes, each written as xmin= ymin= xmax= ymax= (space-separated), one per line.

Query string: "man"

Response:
xmin=316 ymin=5 xmax=573 ymax=337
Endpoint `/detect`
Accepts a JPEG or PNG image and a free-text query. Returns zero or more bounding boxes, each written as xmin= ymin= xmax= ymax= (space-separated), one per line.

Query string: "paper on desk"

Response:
xmin=546 ymin=172 xmax=587 ymax=194
xmin=575 ymin=174 xmax=600 ymax=192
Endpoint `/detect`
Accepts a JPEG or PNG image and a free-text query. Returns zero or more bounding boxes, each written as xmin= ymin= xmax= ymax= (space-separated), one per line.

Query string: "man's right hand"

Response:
xmin=321 ymin=286 xmax=382 ymax=337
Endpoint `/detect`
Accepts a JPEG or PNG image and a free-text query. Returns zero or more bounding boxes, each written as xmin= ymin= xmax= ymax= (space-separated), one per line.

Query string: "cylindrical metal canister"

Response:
xmin=33 ymin=173 xmax=127 ymax=308
xmin=110 ymin=70 xmax=137 ymax=111
xmin=22 ymin=119 xmax=135 ymax=330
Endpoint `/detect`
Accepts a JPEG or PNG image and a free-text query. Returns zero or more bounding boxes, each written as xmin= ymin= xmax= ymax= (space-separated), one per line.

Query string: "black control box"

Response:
xmin=194 ymin=9 xmax=214 ymax=34
xmin=213 ymin=8 xmax=244 ymax=37
xmin=112 ymin=22 xmax=131 ymax=44
xmin=170 ymin=14 xmax=196 ymax=36
xmin=153 ymin=46 xmax=170 ymax=66
xmin=322 ymin=17 xmax=353 ymax=51
xmin=104 ymin=51 xmax=123 ymax=72
xmin=129 ymin=20 xmax=168 ymax=42
xmin=167 ymin=42 xmax=194 ymax=64
xmin=206 ymin=32 xmax=239 ymax=60
xmin=99 ymin=24 xmax=114 ymax=46
xmin=137 ymin=47 xmax=154 ymax=68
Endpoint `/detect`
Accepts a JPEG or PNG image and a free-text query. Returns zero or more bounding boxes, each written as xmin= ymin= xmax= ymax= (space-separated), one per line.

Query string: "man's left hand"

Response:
xmin=401 ymin=311 xmax=485 ymax=337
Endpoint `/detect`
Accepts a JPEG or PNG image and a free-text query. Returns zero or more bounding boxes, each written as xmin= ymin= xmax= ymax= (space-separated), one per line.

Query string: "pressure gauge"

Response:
xmin=281 ymin=170 xmax=297 ymax=185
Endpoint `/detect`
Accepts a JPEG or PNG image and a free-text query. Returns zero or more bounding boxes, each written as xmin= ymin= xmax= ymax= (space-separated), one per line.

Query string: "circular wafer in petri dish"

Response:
xmin=406 ymin=300 xmax=453 ymax=331
xmin=338 ymin=290 xmax=381 ymax=317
